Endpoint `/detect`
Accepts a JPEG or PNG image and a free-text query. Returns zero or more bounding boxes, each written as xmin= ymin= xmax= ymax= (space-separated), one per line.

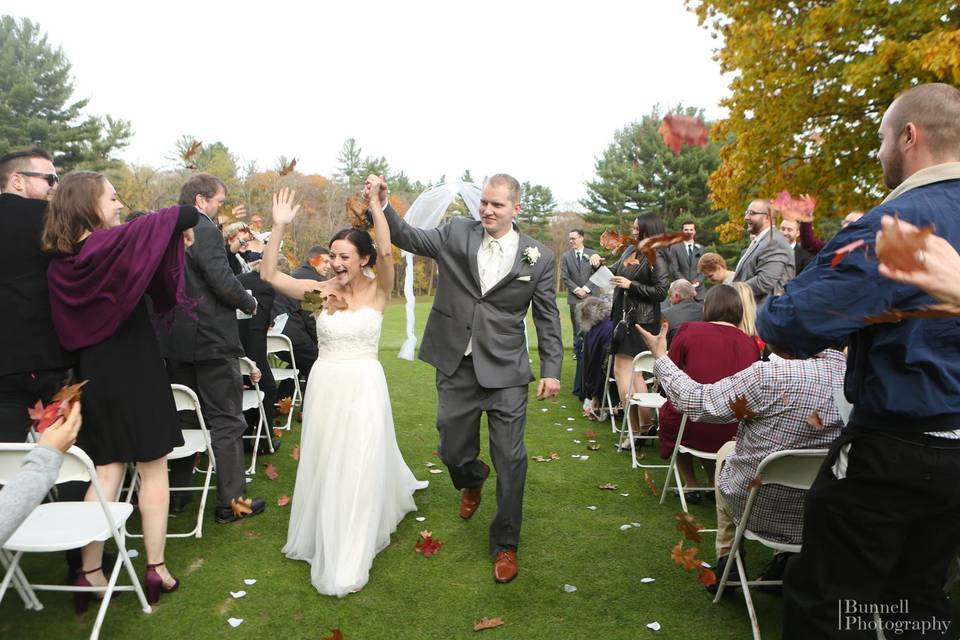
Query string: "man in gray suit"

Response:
xmin=733 ymin=199 xmax=794 ymax=305
xmin=559 ymin=228 xmax=599 ymax=354
xmin=666 ymin=220 xmax=705 ymax=299
xmin=159 ymin=173 xmax=266 ymax=524
xmin=380 ymin=173 xmax=563 ymax=584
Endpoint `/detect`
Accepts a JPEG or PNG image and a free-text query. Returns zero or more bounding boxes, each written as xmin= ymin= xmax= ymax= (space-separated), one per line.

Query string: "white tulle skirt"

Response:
xmin=282 ymin=356 xmax=428 ymax=596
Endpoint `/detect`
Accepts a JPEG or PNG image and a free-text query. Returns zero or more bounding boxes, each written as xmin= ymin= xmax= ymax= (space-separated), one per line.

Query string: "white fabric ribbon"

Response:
xmin=398 ymin=182 xmax=481 ymax=360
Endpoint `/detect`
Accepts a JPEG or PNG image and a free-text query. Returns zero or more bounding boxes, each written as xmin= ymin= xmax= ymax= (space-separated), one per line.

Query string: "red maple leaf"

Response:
xmin=698 ymin=568 xmax=718 ymax=587
xmin=658 ymin=114 xmax=709 ymax=154
xmin=321 ymin=630 xmax=344 ymax=640
xmin=770 ymin=190 xmax=817 ymax=222
xmin=728 ymin=395 xmax=755 ymax=420
xmin=30 ymin=380 xmax=89 ymax=433
xmin=264 ymin=463 xmax=279 ymax=480
xmin=414 ymin=530 xmax=443 ymax=556
xmin=807 ymin=410 xmax=824 ymax=430
xmin=830 ymin=239 xmax=867 ymax=267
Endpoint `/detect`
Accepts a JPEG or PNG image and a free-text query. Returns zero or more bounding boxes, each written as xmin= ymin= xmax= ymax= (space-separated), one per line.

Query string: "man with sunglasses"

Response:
xmin=0 ymin=147 xmax=71 ymax=443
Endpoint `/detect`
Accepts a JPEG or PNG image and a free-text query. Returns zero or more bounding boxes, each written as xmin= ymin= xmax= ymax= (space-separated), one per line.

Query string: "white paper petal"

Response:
xmin=586 ymin=505 xmax=597 ymax=511
xmin=429 ymin=468 xmax=443 ymax=474
xmin=561 ymin=405 xmax=568 ymax=409
xmin=228 ymin=618 xmax=244 ymax=628
xmin=541 ymin=408 xmax=548 ymax=412
xmin=579 ymin=455 xmax=589 ymax=461
xmin=565 ymin=427 xmax=573 ymax=432
xmin=415 ymin=516 xmax=426 ymax=522
xmin=619 ymin=524 xmax=633 ymax=531
xmin=646 ymin=622 xmax=661 ymax=631
xmin=620 ymin=493 xmax=630 ymax=497
xmin=126 ymin=549 xmax=139 ymax=559
xmin=563 ymin=584 xmax=577 ymax=593
xmin=566 ymin=417 xmax=575 ymax=421
xmin=573 ymin=439 xmax=581 ymax=444
xmin=230 ymin=590 xmax=246 ymax=599
xmin=631 ymin=522 xmax=642 ymax=527
xmin=701 ymin=562 xmax=712 ymax=568
xmin=641 ymin=577 xmax=656 ymax=583
xmin=243 ymin=579 xmax=256 ymax=586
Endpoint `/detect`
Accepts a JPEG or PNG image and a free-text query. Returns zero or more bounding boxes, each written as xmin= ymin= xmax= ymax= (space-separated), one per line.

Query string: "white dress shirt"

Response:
xmin=466 ymin=228 xmax=520 ymax=355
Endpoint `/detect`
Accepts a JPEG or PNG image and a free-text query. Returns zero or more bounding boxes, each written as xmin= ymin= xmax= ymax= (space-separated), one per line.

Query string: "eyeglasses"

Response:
xmin=745 ymin=209 xmax=767 ymax=216
xmin=18 ymin=171 xmax=59 ymax=187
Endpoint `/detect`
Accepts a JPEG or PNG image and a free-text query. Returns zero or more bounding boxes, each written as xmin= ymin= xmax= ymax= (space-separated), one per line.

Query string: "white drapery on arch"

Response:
xmin=398 ymin=182 xmax=481 ymax=360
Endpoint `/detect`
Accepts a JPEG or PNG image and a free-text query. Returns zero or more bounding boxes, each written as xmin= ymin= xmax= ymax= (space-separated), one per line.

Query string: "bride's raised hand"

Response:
xmin=272 ymin=188 xmax=300 ymax=226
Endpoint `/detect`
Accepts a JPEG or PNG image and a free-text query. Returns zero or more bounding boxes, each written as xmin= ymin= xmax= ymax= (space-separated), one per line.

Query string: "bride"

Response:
xmin=261 ymin=180 xmax=427 ymax=596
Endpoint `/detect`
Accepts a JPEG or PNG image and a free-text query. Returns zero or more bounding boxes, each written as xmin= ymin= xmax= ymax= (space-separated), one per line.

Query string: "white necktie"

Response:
xmin=481 ymin=239 xmax=503 ymax=294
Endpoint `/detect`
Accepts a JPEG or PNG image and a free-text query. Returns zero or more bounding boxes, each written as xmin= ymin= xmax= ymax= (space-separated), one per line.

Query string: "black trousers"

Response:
xmin=166 ymin=359 xmax=248 ymax=509
xmin=784 ymin=428 xmax=960 ymax=639
xmin=436 ymin=358 xmax=528 ymax=555
xmin=0 ymin=369 xmax=67 ymax=442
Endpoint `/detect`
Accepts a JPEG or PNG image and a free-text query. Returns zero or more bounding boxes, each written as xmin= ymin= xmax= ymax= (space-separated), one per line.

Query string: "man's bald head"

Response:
xmin=887 ymin=83 xmax=960 ymax=160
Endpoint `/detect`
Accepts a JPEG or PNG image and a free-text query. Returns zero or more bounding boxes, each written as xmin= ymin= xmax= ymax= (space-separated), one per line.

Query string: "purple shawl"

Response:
xmin=47 ymin=206 xmax=189 ymax=351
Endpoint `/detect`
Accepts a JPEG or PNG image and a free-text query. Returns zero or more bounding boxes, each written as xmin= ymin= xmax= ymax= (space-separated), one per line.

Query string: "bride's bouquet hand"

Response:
xmin=272 ymin=188 xmax=301 ymax=225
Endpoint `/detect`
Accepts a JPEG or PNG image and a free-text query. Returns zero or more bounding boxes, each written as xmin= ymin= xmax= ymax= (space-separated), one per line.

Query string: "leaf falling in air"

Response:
xmin=807 ymin=410 xmax=824 ymax=430
xmin=675 ymin=512 xmax=703 ymax=543
xmin=264 ymin=463 xmax=279 ymax=480
xmin=728 ymin=395 xmax=756 ymax=420
xmin=644 ymin=470 xmax=659 ymax=497
xmin=599 ymin=229 xmax=632 ymax=254
xmin=277 ymin=495 xmax=290 ymax=507
xmin=278 ymin=158 xmax=297 ymax=176
xmin=181 ymin=140 xmax=202 ymax=161
xmin=473 ymin=617 xmax=505 ymax=631
xmin=345 ymin=192 xmax=372 ymax=229
xmin=275 ymin=396 xmax=293 ymax=415
xmin=658 ymin=114 xmax=709 ymax=154
xmin=414 ymin=530 xmax=443 ymax=556
xmin=670 ymin=540 xmax=702 ymax=571
xmin=636 ymin=231 xmax=688 ymax=267
xmin=876 ymin=216 xmax=935 ymax=272
xmin=830 ymin=239 xmax=867 ymax=267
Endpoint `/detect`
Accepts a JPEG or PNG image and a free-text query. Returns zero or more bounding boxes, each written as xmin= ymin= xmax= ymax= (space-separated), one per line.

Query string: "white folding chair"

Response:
xmin=601 ymin=354 xmax=619 ymax=433
xmin=617 ymin=351 xmax=669 ymax=470
xmin=240 ymin=356 xmax=272 ymax=475
xmin=123 ymin=385 xmax=216 ymax=539
xmin=0 ymin=443 xmax=151 ymax=639
xmin=266 ymin=334 xmax=300 ymax=431
xmin=660 ymin=414 xmax=720 ymax=518
xmin=713 ymin=448 xmax=829 ymax=640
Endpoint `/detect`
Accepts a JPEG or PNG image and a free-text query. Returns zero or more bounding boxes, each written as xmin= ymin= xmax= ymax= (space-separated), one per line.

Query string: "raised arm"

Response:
xmin=365 ymin=175 xmax=394 ymax=296
xmin=261 ymin=188 xmax=324 ymax=302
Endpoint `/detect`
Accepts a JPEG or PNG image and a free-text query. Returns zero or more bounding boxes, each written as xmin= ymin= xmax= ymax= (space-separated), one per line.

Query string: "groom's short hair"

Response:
xmin=485 ymin=173 xmax=521 ymax=204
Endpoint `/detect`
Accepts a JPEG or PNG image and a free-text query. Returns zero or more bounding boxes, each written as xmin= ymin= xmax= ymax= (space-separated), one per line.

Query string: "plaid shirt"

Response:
xmin=654 ymin=349 xmax=846 ymax=545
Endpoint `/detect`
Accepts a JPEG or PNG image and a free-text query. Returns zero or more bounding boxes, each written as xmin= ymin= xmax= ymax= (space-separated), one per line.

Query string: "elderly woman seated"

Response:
xmin=636 ymin=320 xmax=845 ymax=591
xmin=575 ymin=296 xmax=614 ymax=421
xmin=656 ymin=285 xmax=761 ymax=503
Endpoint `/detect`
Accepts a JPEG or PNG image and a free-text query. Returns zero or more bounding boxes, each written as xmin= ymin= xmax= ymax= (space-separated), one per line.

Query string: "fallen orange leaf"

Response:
xmin=264 ymin=463 xmax=279 ymax=480
xmin=414 ymin=530 xmax=443 ymax=556
xmin=291 ymin=444 xmax=300 ymax=461
xmin=728 ymin=395 xmax=756 ymax=420
xmin=277 ymin=495 xmax=290 ymax=507
xmin=473 ymin=617 xmax=505 ymax=631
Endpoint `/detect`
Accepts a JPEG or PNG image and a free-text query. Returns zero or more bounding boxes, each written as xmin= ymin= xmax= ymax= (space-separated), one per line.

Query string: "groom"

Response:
xmin=377 ymin=173 xmax=563 ymax=583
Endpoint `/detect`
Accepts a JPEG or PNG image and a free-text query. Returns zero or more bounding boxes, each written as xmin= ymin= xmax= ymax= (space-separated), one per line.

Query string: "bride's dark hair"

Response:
xmin=329 ymin=228 xmax=377 ymax=267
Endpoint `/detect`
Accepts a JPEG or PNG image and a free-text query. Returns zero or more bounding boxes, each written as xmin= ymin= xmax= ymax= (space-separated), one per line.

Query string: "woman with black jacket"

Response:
xmin=608 ymin=212 xmax=670 ymax=447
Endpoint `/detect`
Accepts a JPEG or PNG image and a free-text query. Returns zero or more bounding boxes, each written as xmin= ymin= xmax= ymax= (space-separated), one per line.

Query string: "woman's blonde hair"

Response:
xmin=732 ymin=282 xmax=758 ymax=337
xmin=41 ymin=171 xmax=107 ymax=254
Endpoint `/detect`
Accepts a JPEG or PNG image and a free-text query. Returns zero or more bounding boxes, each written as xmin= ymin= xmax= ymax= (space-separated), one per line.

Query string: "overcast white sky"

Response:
xmin=3 ymin=1 xmax=730 ymax=207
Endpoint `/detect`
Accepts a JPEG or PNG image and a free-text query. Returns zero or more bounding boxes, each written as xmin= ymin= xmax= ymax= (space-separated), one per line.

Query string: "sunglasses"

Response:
xmin=18 ymin=171 xmax=59 ymax=187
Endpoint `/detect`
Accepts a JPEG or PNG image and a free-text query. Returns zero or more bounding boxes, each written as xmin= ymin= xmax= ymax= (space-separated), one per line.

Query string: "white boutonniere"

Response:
xmin=521 ymin=246 xmax=540 ymax=266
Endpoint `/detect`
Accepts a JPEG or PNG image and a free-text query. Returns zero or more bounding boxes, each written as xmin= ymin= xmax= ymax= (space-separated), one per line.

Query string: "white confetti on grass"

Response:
xmin=646 ymin=621 xmax=661 ymax=631
xmin=641 ymin=577 xmax=656 ymax=583
xmin=228 ymin=618 xmax=244 ymax=628
xmin=586 ymin=505 xmax=597 ymax=511
xmin=566 ymin=417 xmax=575 ymax=421
xmin=563 ymin=584 xmax=577 ymax=593
xmin=415 ymin=516 xmax=426 ymax=522
xmin=243 ymin=579 xmax=256 ymax=586
xmin=230 ymin=590 xmax=246 ymax=599
xmin=126 ymin=549 xmax=139 ymax=559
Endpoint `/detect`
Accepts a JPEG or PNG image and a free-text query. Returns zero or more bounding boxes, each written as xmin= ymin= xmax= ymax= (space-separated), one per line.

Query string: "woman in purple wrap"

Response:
xmin=42 ymin=172 xmax=198 ymax=610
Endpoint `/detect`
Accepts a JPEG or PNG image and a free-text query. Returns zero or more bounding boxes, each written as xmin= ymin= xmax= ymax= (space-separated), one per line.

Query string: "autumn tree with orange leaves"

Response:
xmin=689 ymin=0 xmax=960 ymax=243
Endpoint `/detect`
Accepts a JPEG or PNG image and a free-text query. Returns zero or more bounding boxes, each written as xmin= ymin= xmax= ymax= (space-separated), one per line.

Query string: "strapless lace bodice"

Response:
xmin=315 ymin=307 xmax=382 ymax=360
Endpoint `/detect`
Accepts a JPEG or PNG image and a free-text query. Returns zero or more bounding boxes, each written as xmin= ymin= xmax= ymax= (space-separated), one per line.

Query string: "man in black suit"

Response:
xmin=667 ymin=220 xmax=705 ymax=300
xmin=559 ymin=229 xmax=599 ymax=354
xmin=662 ymin=279 xmax=703 ymax=345
xmin=0 ymin=148 xmax=71 ymax=443
xmin=779 ymin=218 xmax=813 ymax=275
xmin=159 ymin=173 xmax=266 ymax=523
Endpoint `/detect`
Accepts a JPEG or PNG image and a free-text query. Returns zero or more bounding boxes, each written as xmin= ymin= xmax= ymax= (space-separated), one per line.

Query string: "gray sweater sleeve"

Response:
xmin=0 ymin=446 xmax=63 ymax=546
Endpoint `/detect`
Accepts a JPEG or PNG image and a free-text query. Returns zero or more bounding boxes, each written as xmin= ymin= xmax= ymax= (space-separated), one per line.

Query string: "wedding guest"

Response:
xmin=759 ymin=83 xmax=960 ymax=638
xmin=732 ymin=199 xmax=794 ymax=304
xmin=779 ymin=218 xmax=813 ymax=275
xmin=576 ymin=296 xmax=614 ymax=421
xmin=661 ymin=279 xmax=703 ymax=345
xmin=43 ymin=171 xmax=196 ymax=607
xmin=560 ymin=228 xmax=600 ymax=355
xmin=636 ymin=321 xmax=844 ymax=592
xmin=655 ymin=285 xmax=760 ymax=503
xmin=0 ymin=402 xmax=82 ymax=546
xmin=732 ymin=282 xmax=765 ymax=355
xmin=293 ymin=245 xmax=334 ymax=281
xmin=697 ymin=252 xmax=734 ymax=286
xmin=0 ymin=147 xmax=71 ymax=443
xmin=157 ymin=173 xmax=265 ymax=525
xmin=609 ymin=213 xmax=670 ymax=448
xmin=799 ymin=210 xmax=864 ymax=255
xmin=666 ymin=220 xmax=705 ymax=299
xmin=877 ymin=215 xmax=960 ymax=305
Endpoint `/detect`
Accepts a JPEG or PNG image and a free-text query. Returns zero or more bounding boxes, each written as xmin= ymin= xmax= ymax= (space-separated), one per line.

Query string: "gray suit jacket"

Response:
xmin=384 ymin=205 xmax=563 ymax=389
xmin=559 ymin=247 xmax=598 ymax=306
xmin=666 ymin=242 xmax=704 ymax=286
xmin=158 ymin=212 xmax=257 ymax=362
xmin=733 ymin=228 xmax=795 ymax=305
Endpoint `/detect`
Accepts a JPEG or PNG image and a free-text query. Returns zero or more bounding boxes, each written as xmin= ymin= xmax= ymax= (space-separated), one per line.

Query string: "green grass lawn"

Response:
xmin=1 ymin=296 xmax=786 ymax=639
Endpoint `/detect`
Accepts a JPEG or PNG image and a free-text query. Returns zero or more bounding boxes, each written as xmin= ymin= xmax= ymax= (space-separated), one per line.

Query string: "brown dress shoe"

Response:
xmin=493 ymin=549 xmax=518 ymax=583
xmin=458 ymin=463 xmax=490 ymax=520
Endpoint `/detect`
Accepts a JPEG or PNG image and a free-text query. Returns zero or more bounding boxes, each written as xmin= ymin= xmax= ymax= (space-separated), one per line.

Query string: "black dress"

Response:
xmin=610 ymin=246 xmax=670 ymax=357
xmin=74 ymin=208 xmax=197 ymax=465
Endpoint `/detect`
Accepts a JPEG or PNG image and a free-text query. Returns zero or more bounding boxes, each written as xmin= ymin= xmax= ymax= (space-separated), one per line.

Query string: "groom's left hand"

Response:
xmin=536 ymin=377 xmax=560 ymax=400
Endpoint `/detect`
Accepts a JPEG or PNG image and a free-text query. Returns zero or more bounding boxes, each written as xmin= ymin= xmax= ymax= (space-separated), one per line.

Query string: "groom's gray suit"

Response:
xmin=384 ymin=205 xmax=563 ymax=554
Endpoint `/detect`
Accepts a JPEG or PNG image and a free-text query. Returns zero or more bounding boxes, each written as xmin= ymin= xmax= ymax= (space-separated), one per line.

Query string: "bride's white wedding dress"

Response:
xmin=282 ymin=306 xmax=428 ymax=596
